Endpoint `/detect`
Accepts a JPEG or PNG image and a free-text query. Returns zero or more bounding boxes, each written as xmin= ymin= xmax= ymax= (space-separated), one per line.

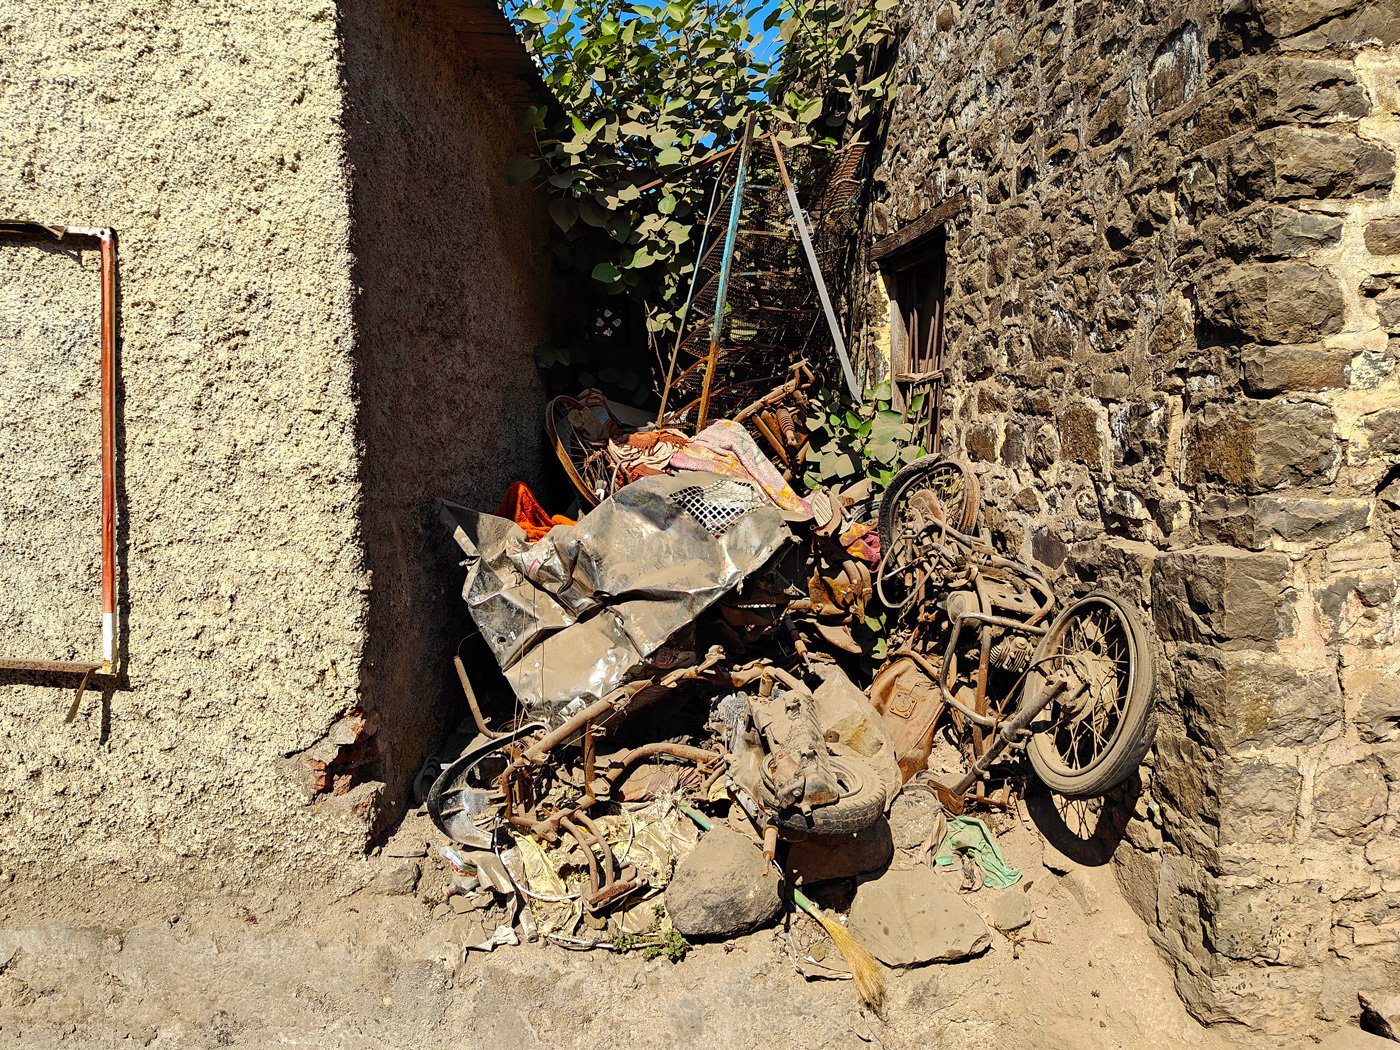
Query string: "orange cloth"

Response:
xmin=495 ymin=480 xmax=575 ymax=542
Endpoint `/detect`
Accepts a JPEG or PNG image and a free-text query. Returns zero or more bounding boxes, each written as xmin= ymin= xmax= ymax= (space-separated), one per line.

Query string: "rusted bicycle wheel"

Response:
xmin=1025 ymin=592 xmax=1156 ymax=799
xmin=545 ymin=392 xmax=624 ymax=508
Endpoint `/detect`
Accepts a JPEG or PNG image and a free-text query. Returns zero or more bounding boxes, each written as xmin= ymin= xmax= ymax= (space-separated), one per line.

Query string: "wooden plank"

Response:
xmin=0 ymin=658 xmax=102 ymax=674
xmin=870 ymin=191 xmax=969 ymax=265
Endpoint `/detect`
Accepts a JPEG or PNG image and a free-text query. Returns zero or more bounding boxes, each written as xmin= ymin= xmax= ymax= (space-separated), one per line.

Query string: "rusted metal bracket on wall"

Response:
xmin=0 ymin=222 xmax=119 ymax=686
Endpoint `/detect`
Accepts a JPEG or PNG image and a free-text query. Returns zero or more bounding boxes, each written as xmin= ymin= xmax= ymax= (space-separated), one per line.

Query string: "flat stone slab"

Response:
xmin=849 ymin=866 xmax=991 ymax=966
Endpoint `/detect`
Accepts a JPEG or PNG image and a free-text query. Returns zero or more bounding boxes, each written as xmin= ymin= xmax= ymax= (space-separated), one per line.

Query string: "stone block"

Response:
xmin=1365 ymin=218 xmax=1400 ymax=256
xmin=1147 ymin=23 xmax=1204 ymax=115
xmin=1313 ymin=758 xmax=1387 ymax=843
xmin=1266 ymin=58 xmax=1370 ymax=123
xmin=1343 ymin=668 xmax=1400 ymax=744
xmin=1056 ymin=401 xmax=1106 ymax=470
xmin=1241 ymin=343 xmax=1352 ymax=394
xmin=1219 ymin=205 xmax=1344 ymax=260
xmin=1198 ymin=494 xmax=1265 ymax=548
xmin=1252 ymin=493 xmax=1372 ymax=543
xmin=1199 ymin=262 xmax=1345 ymax=344
xmin=1186 ymin=400 xmax=1338 ymax=493
xmin=1214 ymin=880 xmax=1328 ymax=964
xmin=1254 ymin=0 xmax=1365 ymax=38
xmin=1153 ymin=546 xmax=1292 ymax=644
xmin=1178 ymin=649 xmax=1341 ymax=749
xmin=1231 ymin=127 xmax=1394 ymax=202
xmin=1219 ymin=758 xmax=1304 ymax=843
xmin=1211 ymin=964 xmax=1327 ymax=1035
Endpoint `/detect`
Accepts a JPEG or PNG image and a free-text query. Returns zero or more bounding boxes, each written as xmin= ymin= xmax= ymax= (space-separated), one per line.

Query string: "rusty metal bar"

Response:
xmin=0 ymin=222 xmax=119 ymax=675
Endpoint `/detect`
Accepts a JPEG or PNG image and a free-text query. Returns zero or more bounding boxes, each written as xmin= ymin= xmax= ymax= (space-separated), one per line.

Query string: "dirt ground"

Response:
xmin=0 ymin=796 xmax=1273 ymax=1050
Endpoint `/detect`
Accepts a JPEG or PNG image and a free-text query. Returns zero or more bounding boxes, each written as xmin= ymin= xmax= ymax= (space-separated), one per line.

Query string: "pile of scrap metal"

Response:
xmin=429 ymin=368 xmax=905 ymax=955
xmin=427 ymin=369 xmax=1157 ymax=989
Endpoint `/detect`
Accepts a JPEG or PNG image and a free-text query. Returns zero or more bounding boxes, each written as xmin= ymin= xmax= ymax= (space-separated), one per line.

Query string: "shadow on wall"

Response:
xmin=332 ymin=0 xmax=555 ymax=834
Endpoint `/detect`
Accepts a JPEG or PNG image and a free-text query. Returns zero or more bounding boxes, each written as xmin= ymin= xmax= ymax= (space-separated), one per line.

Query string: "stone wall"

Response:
xmin=850 ymin=0 xmax=1399 ymax=1036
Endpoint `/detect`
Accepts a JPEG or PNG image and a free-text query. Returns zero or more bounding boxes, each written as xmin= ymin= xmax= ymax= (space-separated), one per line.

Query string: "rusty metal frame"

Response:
xmin=0 ymin=222 xmax=118 ymax=677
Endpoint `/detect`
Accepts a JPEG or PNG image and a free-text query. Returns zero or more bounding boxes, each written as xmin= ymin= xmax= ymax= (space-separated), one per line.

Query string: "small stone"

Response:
xmin=665 ymin=828 xmax=782 ymax=938
xmin=979 ymin=889 xmax=1032 ymax=932
xmin=848 ymin=867 xmax=991 ymax=965
xmin=449 ymin=893 xmax=473 ymax=914
xmin=384 ymin=840 xmax=428 ymax=859
xmin=887 ymin=792 xmax=945 ymax=852
xmin=431 ymin=902 xmax=451 ymax=920
xmin=787 ymin=820 xmax=894 ymax=883
xmin=371 ymin=860 xmax=421 ymax=896
xmin=1365 ymin=218 xmax=1400 ymax=256
xmin=1058 ymin=869 xmax=1104 ymax=917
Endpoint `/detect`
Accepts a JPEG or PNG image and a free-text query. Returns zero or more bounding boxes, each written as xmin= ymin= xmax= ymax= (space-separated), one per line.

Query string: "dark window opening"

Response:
xmin=884 ymin=226 xmax=948 ymax=455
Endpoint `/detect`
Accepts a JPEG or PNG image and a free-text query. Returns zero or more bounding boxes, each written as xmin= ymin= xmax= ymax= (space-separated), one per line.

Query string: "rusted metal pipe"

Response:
xmin=0 ymin=223 xmax=118 ymax=676
xmin=454 ymin=655 xmax=506 ymax=739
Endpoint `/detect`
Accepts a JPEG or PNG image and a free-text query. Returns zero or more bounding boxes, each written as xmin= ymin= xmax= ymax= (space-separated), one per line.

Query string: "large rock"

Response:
xmin=1153 ymin=547 xmax=1292 ymax=645
xmin=1231 ymin=128 xmax=1394 ymax=204
xmin=1198 ymin=262 xmax=1345 ymax=344
xmin=786 ymin=819 xmax=893 ymax=883
xmin=1186 ymin=400 xmax=1339 ymax=493
xmin=848 ymin=867 xmax=991 ymax=966
xmin=1175 ymin=650 xmax=1342 ymax=749
xmin=665 ymin=828 xmax=782 ymax=938
xmin=1241 ymin=344 xmax=1352 ymax=395
xmin=1313 ymin=759 xmax=1387 ymax=843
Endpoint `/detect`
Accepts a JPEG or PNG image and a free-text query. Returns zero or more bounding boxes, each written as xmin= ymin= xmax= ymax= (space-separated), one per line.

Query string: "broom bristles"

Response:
xmin=805 ymin=901 xmax=885 ymax=1010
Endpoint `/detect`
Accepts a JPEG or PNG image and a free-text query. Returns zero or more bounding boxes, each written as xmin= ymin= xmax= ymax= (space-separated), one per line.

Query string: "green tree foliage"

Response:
xmin=503 ymin=0 xmax=895 ymax=340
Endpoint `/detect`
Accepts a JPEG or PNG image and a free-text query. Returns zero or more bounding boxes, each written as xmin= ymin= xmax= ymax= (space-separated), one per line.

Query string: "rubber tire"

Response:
xmin=757 ymin=752 xmax=887 ymax=836
xmin=1026 ymin=592 xmax=1156 ymax=800
xmin=876 ymin=456 xmax=980 ymax=557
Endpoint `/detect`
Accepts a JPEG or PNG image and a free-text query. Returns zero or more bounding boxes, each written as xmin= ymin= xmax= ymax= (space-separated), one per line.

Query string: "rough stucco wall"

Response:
xmin=330 ymin=0 xmax=553 ymax=823
xmin=0 ymin=2 xmax=371 ymax=898
xmin=0 ymin=244 xmax=102 ymax=661
xmin=851 ymin=0 xmax=1399 ymax=1037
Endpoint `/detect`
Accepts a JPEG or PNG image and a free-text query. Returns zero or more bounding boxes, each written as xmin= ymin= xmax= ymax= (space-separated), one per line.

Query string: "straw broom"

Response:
xmin=791 ymin=887 xmax=885 ymax=1011
xmin=677 ymin=803 xmax=885 ymax=1010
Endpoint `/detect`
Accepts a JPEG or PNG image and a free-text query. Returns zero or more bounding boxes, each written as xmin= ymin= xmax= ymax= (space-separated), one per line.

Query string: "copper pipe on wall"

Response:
xmin=0 ymin=222 xmax=118 ymax=675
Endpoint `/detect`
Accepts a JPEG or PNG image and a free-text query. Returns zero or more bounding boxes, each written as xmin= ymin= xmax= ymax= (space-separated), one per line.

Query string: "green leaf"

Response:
xmin=549 ymin=198 xmax=579 ymax=232
xmin=870 ymin=379 xmax=892 ymax=400
xmin=658 ymin=193 xmax=677 ymax=215
xmin=578 ymin=198 xmax=607 ymax=227
xmin=657 ymin=146 xmax=683 ymax=167
xmin=518 ymin=6 xmax=551 ymax=24
xmin=504 ymin=154 xmax=540 ymax=185
xmin=591 ymin=262 xmax=622 ymax=284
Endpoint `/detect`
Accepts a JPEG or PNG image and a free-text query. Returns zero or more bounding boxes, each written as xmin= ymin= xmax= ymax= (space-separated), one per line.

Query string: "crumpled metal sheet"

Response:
xmin=444 ymin=471 xmax=793 ymax=726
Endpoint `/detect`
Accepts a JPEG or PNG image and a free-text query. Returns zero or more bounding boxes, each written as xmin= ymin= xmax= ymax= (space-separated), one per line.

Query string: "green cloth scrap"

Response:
xmin=934 ymin=815 xmax=1022 ymax=888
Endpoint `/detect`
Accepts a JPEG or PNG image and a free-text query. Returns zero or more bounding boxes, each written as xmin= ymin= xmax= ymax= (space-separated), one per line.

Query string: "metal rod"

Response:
xmin=768 ymin=135 xmax=861 ymax=401
xmin=98 ymin=229 xmax=116 ymax=672
xmin=696 ymin=115 xmax=755 ymax=430
xmin=0 ymin=222 xmax=118 ymax=676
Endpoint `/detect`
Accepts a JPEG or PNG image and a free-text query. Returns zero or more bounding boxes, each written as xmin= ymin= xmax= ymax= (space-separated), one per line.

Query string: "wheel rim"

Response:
xmin=1029 ymin=597 xmax=1139 ymax=777
xmin=879 ymin=461 xmax=977 ymax=609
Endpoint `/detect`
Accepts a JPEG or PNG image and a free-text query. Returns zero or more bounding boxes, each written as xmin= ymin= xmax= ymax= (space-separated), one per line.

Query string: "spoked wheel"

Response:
xmin=875 ymin=457 xmax=980 ymax=610
xmin=1025 ymin=592 xmax=1155 ymax=799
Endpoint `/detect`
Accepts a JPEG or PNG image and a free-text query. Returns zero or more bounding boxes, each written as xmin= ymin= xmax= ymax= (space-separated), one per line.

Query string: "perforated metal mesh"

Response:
xmin=670 ymin=479 xmax=765 ymax=535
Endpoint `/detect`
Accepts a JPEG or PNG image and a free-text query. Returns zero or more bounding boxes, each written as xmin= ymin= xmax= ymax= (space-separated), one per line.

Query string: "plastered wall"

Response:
xmin=0 ymin=0 xmax=552 ymax=906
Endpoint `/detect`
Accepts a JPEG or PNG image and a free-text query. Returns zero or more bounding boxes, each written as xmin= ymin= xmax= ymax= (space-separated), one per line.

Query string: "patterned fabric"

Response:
xmin=669 ymin=419 xmax=813 ymax=520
